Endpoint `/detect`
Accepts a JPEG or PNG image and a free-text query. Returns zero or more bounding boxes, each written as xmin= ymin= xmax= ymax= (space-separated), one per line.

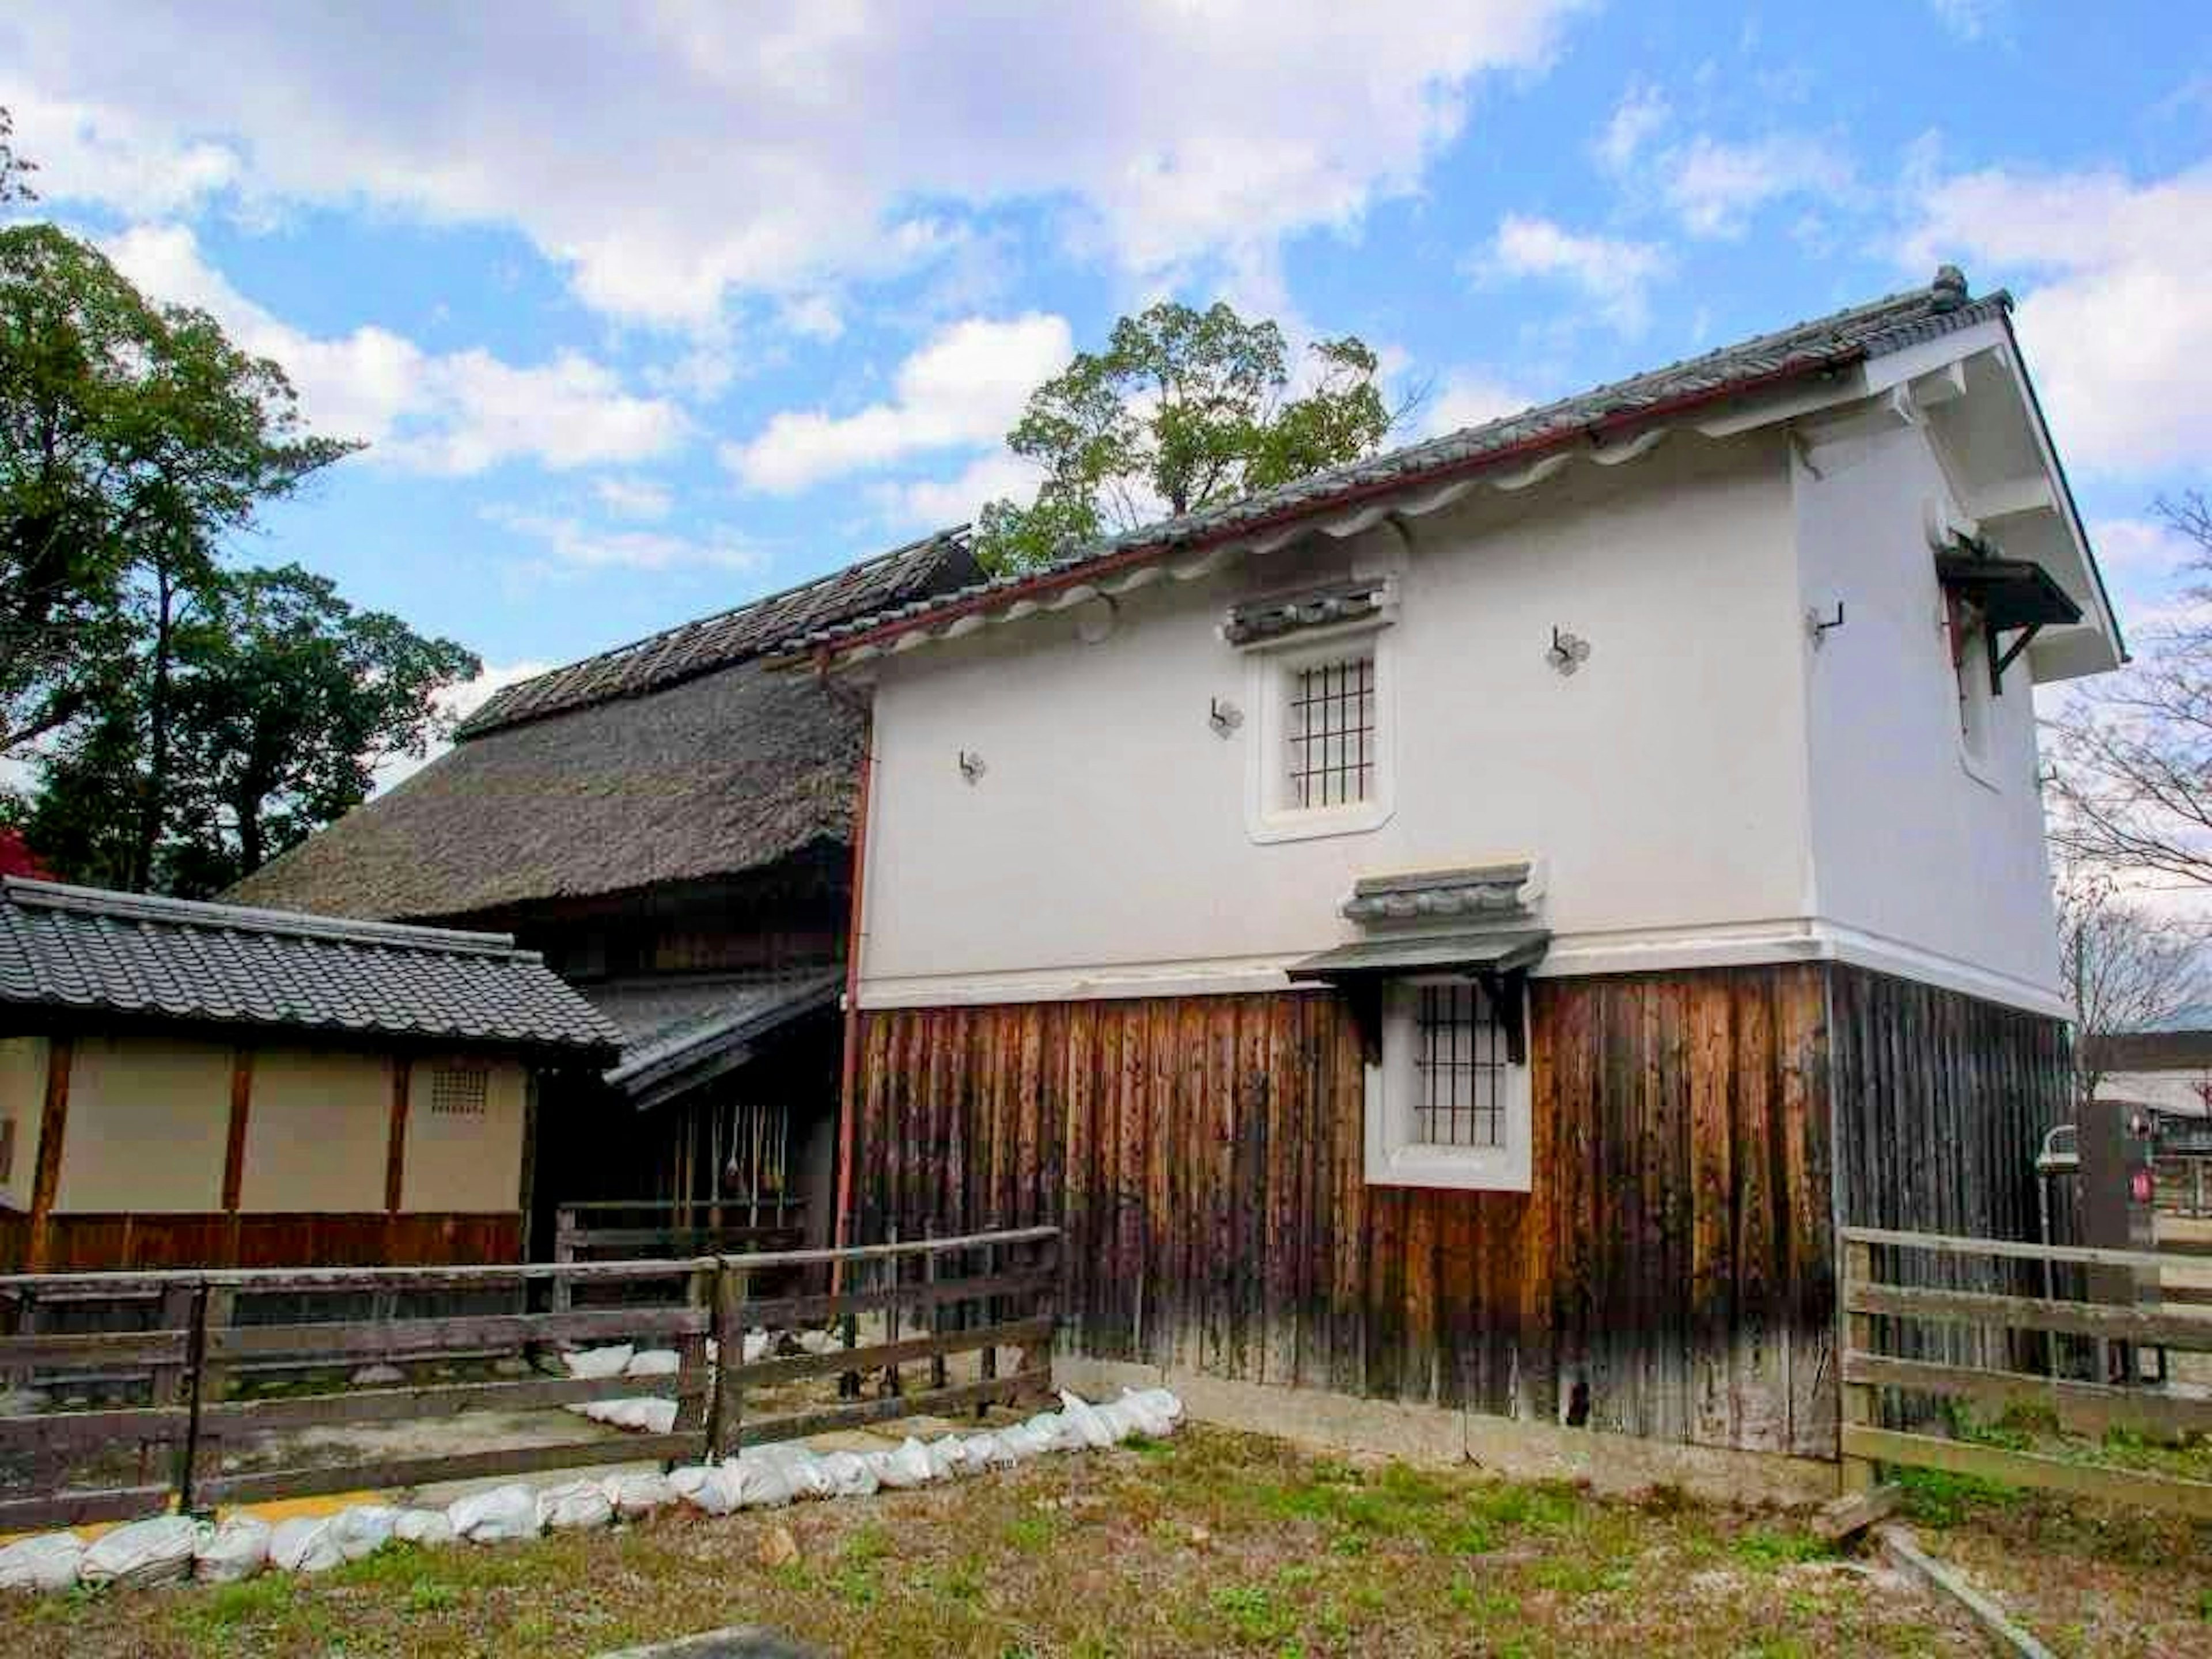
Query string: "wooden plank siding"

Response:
xmin=851 ymin=961 xmax=2073 ymax=1461
xmin=0 ymin=1213 xmax=521 ymax=1273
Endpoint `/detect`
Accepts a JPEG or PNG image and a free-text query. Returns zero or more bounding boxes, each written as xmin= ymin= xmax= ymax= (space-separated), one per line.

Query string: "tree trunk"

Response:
xmin=127 ymin=555 xmax=177 ymax=893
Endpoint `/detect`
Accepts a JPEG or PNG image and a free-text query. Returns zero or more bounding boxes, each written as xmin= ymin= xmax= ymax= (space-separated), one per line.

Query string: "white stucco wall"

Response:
xmin=55 ymin=1034 xmax=232 ymax=1214
xmin=859 ymin=434 xmax=1827 ymax=1004
xmin=1793 ymin=425 xmax=2065 ymax=1012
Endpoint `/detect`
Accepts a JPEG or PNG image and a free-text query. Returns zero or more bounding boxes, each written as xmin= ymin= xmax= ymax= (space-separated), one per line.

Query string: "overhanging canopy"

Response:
xmin=1286 ymin=929 xmax=1551 ymax=982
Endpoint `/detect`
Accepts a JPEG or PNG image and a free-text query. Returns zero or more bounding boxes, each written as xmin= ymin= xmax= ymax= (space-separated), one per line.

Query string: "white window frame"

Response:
xmin=1243 ymin=616 xmax=1396 ymax=844
xmin=1363 ymin=975 xmax=1532 ymax=1192
xmin=1945 ymin=590 xmax=2001 ymax=792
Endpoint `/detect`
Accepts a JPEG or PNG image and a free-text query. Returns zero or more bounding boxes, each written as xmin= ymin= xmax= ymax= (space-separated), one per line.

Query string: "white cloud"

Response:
xmin=1661 ymin=134 xmax=1856 ymax=238
xmin=1595 ymin=82 xmax=1669 ymax=172
xmin=1419 ymin=370 xmax=1535 ymax=438
xmin=1902 ymin=162 xmax=2212 ymax=476
xmin=6 ymin=89 xmax=240 ymax=218
xmin=104 ymin=223 xmax=684 ymax=475
xmin=872 ymin=450 xmax=1043 ymax=531
xmin=592 ymin=476 xmax=675 ymax=521
xmin=1485 ymin=214 xmax=1669 ymax=335
xmin=724 ymin=312 xmax=1071 ymax=493
xmin=373 ymin=660 xmax=551 ymax=794
xmin=2 ymin=2 xmax=1585 ymax=325
xmin=779 ymin=294 xmax=844 ymax=342
xmin=2092 ymin=517 xmax=2195 ymax=586
xmin=485 ymin=506 xmax=763 ymax=573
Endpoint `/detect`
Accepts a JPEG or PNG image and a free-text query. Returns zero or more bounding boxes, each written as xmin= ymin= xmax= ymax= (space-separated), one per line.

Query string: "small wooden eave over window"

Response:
xmin=1936 ymin=541 xmax=2083 ymax=695
xmin=1287 ymin=929 xmax=1551 ymax=1065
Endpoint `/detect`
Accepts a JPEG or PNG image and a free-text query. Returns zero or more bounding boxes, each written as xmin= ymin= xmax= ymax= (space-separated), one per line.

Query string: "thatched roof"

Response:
xmin=227 ymin=533 xmax=976 ymax=924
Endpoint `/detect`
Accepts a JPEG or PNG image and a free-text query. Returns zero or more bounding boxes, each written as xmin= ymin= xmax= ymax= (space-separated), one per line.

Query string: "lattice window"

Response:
xmin=429 ymin=1066 xmax=488 ymax=1118
xmin=1287 ymin=653 xmax=1376 ymax=809
xmin=1412 ymin=983 xmax=1508 ymax=1149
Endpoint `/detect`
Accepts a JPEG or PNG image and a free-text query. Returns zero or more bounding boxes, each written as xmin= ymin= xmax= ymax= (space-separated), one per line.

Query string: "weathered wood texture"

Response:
xmin=852 ymin=963 xmax=1850 ymax=1457
xmin=0 ymin=1213 xmax=522 ymax=1273
xmin=1827 ymin=965 xmax=2072 ymax=1385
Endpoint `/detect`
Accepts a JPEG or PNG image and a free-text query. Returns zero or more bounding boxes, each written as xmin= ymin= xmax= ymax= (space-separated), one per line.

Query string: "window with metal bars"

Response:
xmin=1287 ymin=653 xmax=1376 ymax=809
xmin=1412 ymin=982 xmax=1508 ymax=1149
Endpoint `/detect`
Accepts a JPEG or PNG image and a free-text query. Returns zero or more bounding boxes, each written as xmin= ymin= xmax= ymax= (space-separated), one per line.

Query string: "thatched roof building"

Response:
xmin=229 ymin=531 xmax=976 ymax=928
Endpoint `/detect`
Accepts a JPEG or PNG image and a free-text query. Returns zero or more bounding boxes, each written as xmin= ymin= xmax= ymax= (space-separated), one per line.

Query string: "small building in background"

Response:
xmin=0 ymin=877 xmax=618 ymax=1271
xmin=225 ymin=532 xmax=980 ymax=1252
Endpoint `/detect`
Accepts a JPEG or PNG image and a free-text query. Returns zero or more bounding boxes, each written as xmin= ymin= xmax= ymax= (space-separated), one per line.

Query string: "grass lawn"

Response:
xmin=2 ymin=1426 xmax=2205 ymax=1657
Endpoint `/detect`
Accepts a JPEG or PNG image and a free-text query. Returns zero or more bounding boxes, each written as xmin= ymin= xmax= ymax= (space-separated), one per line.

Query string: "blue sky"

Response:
xmin=5 ymin=2 xmax=2208 ymax=721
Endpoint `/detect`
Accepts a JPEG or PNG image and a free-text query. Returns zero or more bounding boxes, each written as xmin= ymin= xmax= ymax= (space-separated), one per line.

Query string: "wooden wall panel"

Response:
xmin=0 ymin=1211 xmax=520 ymax=1272
xmin=852 ymin=961 xmax=2069 ymax=1460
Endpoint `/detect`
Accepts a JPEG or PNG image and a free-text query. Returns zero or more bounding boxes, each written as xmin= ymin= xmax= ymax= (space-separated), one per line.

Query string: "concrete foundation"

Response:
xmin=1056 ymin=1355 xmax=1837 ymax=1508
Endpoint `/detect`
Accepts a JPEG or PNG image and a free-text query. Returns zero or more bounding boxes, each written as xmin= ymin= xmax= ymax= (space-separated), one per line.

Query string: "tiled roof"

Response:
xmin=460 ymin=529 xmax=975 ymax=737
xmin=597 ymin=970 xmax=842 ymax=1099
xmin=0 ymin=878 xmax=622 ymax=1055
xmin=796 ymin=271 xmax=2011 ymax=657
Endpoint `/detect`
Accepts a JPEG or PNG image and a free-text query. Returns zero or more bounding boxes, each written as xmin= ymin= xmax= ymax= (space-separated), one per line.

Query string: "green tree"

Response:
xmin=972 ymin=301 xmax=1397 ymax=573
xmin=24 ymin=563 xmax=479 ymax=895
xmin=0 ymin=216 xmax=353 ymax=756
xmin=0 ymin=105 xmax=36 ymax=205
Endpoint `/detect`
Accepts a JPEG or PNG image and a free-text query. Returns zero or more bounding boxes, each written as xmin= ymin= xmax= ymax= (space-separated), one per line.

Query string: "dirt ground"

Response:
xmin=5 ymin=1423 xmax=2202 ymax=1658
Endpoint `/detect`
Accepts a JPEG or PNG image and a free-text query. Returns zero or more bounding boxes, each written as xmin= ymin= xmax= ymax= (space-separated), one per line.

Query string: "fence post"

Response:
xmin=926 ymin=1220 xmax=949 ymax=1392
xmin=673 ymin=1263 xmax=713 ymax=1462
xmin=551 ymin=1207 xmax=575 ymax=1315
xmin=177 ymin=1282 xmax=221 ymax=1515
xmin=142 ymin=1282 xmax=197 ymax=1491
xmin=1839 ymin=1238 xmax=1874 ymax=1495
xmin=976 ymin=1225 xmax=998 ymax=1418
xmin=710 ymin=1257 xmax=748 ymax=1460
xmin=883 ymin=1226 xmax=903 ymax=1398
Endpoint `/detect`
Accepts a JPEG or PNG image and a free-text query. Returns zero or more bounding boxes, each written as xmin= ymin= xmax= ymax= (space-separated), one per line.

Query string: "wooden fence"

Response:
xmin=1839 ymin=1225 xmax=2212 ymax=1518
xmin=0 ymin=1225 xmax=1056 ymax=1532
xmin=2155 ymin=1156 xmax=2212 ymax=1219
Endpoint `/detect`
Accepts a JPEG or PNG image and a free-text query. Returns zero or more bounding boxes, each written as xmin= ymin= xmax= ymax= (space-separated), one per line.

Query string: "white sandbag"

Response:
xmin=1116 ymin=1388 xmax=1178 ymax=1438
xmin=328 ymin=1505 xmax=399 ymax=1562
xmin=536 ymin=1478 xmax=614 ymax=1532
xmin=796 ymin=1328 xmax=840 ymax=1356
xmin=870 ymin=1437 xmax=934 ymax=1490
xmin=995 ymin=1420 xmax=1052 ymax=1460
xmin=1058 ymin=1390 xmax=1117 ymax=1449
xmin=392 ymin=1509 xmax=455 ymax=1548
xmin=0 ymin=1532 xmax=83 ymax=1594
xmin=675 ymin=1464 xmax=744 ymax=1516
xmin=1126 ymin=1387 xmax=1185 ymax=1429
xmin=721 ymin=1454 xmax=794 ymax=1509
xmin=958 ymin=1431 xmax=1014 ymax=1470
xmin=749 ymin=1442 xmax=832 ymax=1500
xmin=192 ymin=1514 xmax=271 ymax=1584
xmin=562 ymin=1343 xmax=635 ymax=1380
xmin=666 ymin=1464 xmax=715 ymax=1500
xmin=741 ymin=1330 xmax=772 ymax=1363
xmin=604 ymin=1471 xmax=677 ymax=1520
xmin=1024 ymin=1409 xmax=1086 ymax=1453
xmin=447 ymin=1484 xmax=541 ymax=1545
xmin=614 ymin=1397 xmax=678 ymax=1434
xmin=268 ymin=1516 xmax=345 ymax=1576
xmin=1094 ymin=1401 xmax=1143 ymax=1444
xmin=923 ymin=1437 xmax=963 ymax=1481
xmin=817 ymin=1450 xmax=879 ymax=1499
xmin=79 ymin=1515 xmax=199 ymax=1590
xmin=624 ymin=1349 xmax=681 ymax=1378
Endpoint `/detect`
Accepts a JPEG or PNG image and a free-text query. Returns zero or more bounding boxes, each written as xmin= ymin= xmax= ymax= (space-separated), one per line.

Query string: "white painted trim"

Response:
xmin=855 ymin=914 xmax=2069 ymax=1020
xmin=1363 ymin=980 xmax=1532 ymax=1193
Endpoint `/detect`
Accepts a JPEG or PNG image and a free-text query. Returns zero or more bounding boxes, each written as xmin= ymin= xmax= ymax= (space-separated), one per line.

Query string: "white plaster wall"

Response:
xmin=0 ymin=1036 xmax=46 ymax=1211
xmin=1793 ymin=425 xmax=2065 ymax=1009
xmin=240 ymin=1046 xmax=391 ymax=1213
xmin=860 ymin=435 xmax=1819 ymax=1000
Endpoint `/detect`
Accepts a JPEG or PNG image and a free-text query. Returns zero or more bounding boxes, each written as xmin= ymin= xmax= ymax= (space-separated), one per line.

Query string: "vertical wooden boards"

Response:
xmin=222 ymin=1051 xmax=253 ymax=1217
xmin=384 ymin=1057 xmax=412 ymax=1215
xmin=847 ymin=959 xmax=2058 ymax=1463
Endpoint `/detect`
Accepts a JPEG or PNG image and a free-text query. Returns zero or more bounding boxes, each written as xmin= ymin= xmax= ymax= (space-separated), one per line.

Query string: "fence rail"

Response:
xmin=0 ymin=1225 xmax=1057 ymax=1531
xmin=1839 ymin=1225 xmax=2212 ymax=1519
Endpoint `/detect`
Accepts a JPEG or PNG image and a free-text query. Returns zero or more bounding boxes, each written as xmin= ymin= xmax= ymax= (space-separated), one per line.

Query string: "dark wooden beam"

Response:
xmin=221 ymin=1048 xmax=253 ymax=1213
xmin=384 ymin=1057 xmax=412 ymax=1215
xmin=24 ymin=1037 xmax=72 ymax=1274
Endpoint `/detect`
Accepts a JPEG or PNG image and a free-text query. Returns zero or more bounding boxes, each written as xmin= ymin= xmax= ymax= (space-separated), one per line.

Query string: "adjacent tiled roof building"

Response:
xmin=0 ymin=877 xmax=621 ymax=1056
